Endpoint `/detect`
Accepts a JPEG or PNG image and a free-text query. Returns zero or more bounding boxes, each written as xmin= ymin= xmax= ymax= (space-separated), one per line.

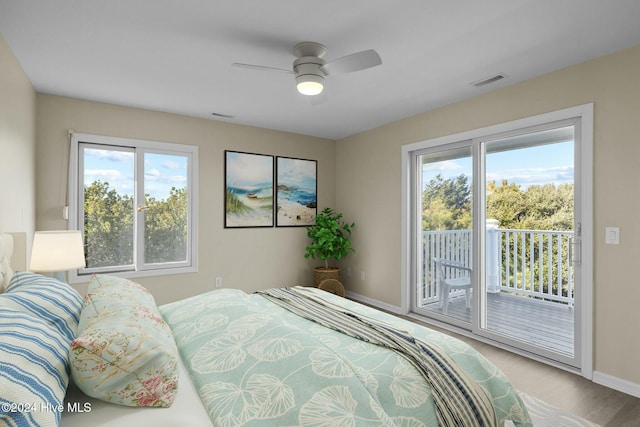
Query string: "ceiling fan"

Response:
xmin=232 ymin=42 xmax=382 ymax=96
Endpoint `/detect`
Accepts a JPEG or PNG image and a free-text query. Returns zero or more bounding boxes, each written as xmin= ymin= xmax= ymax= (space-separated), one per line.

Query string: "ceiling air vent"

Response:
xmin=470 ymin=73 xmax=506 ymax=87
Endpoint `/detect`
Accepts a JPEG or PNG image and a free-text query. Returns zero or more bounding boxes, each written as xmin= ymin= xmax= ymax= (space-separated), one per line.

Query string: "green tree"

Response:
xmin=83 ymin=180 xmax=134 ymax=267
xmin=485 ymin=180 xmax=526 ymax=227
xmin=485 ymin=180 xmax=574 ymax=296
xmin=83 ymin=181 xmax=188 ymax=268
xmin=520 ymin=183 xmax=573 ymax=230
xmin=422 ymin=174 xmax=471 ymax=230
xmin=144 ymin=187 xmax=188 ymax=263
xmin=486 ymin=180 xmax=573 ymax=231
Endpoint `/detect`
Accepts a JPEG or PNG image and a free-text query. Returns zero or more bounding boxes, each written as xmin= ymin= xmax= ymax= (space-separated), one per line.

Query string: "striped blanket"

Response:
xmin=258 ymin=286 xmax=497 ymax=427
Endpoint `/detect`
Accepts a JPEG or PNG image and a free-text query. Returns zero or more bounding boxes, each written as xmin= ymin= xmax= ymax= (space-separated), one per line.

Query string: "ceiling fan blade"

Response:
xmin=309 ymin=91 xmax=328 ymax=106
xmin=232 ymin=63 xmax=294 ymax=74
xmin=324 ymin=49 xmax=382 ymax=74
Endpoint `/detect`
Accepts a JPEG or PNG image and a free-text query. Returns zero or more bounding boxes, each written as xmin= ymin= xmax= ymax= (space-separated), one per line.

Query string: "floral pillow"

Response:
xmin=70 ymin=275 xmax=179 ymax=407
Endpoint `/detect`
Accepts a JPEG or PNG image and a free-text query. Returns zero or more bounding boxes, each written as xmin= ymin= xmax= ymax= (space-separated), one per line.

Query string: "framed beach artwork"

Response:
xmin=224 ymin=150 xmax=274 ymax=228
xmin=276 ymin=156 xmax=317 ymax=227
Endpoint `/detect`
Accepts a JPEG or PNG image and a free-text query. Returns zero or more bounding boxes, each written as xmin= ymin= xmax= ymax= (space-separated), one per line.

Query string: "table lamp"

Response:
xmin=30 ymin=230 xmax=85 ymax=282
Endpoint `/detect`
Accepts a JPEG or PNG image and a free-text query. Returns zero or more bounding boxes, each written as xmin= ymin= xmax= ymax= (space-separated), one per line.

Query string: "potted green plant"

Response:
xmin=304 ymin=207 xmax=355 ymax=286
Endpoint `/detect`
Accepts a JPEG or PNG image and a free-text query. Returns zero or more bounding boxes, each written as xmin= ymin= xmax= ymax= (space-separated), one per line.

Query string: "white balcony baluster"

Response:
xmin=422 ymin=227 xmax=574 ymax=306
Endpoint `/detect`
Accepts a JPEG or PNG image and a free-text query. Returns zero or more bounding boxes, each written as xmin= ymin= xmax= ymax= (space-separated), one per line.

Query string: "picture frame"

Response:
xmin=276 ymin=156 xmax=317 ymax=227
xmin=224 ymin=150 xmax=274 ymax=228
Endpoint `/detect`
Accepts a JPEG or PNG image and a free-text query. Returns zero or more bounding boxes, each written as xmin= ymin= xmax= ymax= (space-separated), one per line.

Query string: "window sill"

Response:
xmin=68 ymin=265 xmax=198 ymax=284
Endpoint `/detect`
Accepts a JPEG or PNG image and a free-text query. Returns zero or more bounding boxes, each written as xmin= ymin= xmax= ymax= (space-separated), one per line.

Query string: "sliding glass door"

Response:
xmin=406 ymin=106 xmax=592 ymax=370
xmin=414 ymin=144 xmax=474 ymax=328
xmin=477 ymin=125 xmax=577 ymax=366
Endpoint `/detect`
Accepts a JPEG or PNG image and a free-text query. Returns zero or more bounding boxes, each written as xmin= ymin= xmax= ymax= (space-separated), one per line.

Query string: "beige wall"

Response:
xmin=0 ymin=35 xmax=36 ymax=245
xmin=8 ymin=26 xmax=640 ymax=392
xmin=35 ymin=94 xmax=335 ymax=304
xmin=336 ymin=45 xmax=640 ymax=388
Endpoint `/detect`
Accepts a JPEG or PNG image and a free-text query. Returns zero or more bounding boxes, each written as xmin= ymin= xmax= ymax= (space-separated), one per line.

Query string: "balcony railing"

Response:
xmin=422 ymin=226 xmax=574 ymax=306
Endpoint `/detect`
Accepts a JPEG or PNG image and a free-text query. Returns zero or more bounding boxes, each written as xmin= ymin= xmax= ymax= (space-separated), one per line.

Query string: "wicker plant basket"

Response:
xmin=313 ymin=267 xmax=340 ymax=286
xmin=318 ymin=279 xmax=345 ymax=297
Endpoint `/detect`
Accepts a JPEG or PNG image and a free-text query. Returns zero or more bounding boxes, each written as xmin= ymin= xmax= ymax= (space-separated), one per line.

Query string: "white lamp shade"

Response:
xmin=30 ymin=230 xmax=85 ymax=272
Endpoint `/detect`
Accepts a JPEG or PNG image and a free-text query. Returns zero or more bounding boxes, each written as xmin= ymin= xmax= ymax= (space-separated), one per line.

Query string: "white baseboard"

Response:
xmin=593 ymin=371 xmax=640 ymax=399
xmin=345 ymin=291 xmax=403 ymax=315
xmin=347 ymin=291 xmax=640 ymax=400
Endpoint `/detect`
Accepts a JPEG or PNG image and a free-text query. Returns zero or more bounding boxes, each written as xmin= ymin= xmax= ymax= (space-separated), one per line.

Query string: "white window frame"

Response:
xmin=68 ymin=132 xmax=198 ymax=282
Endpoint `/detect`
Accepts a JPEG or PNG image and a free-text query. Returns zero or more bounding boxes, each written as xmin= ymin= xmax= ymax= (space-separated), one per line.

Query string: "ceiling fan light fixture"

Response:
xmin=233 ymin=41 xmax=381 ymax=97
xmin=296 ymin=73 xmax=324 ymax=96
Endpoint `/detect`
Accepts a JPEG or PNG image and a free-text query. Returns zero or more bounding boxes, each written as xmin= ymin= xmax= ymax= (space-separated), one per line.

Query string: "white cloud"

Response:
xmin=85 ymin=148 xmax=132 ymax=163
xmin=423 ymin=160 xmax=464 ymax=172
xmin=85 ymin=169 xmax=125 ymax=181
xmin=488 ymin=165 xmax=574 ymax=187
xmin=85 ymin=169 xmax=134 ymax=195
xmin=162 ymin=160 xmax=182 ymax=169
xmin=146 ymin=168 xmax=161 ymax=178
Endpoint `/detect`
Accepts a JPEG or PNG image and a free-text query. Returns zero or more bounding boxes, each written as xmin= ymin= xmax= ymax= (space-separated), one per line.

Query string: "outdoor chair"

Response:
xmin=433 ymin=257 xmax=472 ymax=315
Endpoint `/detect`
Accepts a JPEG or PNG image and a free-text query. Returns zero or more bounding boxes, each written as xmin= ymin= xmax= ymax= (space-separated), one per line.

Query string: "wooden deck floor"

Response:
xmin=423 ymin=292 xmax=574 ymax=356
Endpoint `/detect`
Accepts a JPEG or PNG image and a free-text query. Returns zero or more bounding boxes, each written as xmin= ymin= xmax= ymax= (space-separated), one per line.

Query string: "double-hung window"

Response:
xmin=68 ymin=133 xmax=198 ymax=281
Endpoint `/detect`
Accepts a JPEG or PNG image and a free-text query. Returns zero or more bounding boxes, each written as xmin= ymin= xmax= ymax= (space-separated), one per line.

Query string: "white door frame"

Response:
xmin=401 ymin=103 xmax=593 ymax=378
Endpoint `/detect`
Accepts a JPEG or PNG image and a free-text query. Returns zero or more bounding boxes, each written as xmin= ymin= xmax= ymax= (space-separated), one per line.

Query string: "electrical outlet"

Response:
xmin=360 ymin=271 xmax=365 ymax=281
xmin=215 ymin=277 xmax=222 ymax=287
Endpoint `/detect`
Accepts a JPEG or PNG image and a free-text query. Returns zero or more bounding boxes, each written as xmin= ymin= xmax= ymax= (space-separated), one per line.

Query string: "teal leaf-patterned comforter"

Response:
xmin=159 ymin=288 xmax=532 ymax=427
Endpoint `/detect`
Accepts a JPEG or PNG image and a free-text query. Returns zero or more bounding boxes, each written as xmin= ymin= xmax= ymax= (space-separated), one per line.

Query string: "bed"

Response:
xmin=0 ymin=232 xmax=532 ymax=426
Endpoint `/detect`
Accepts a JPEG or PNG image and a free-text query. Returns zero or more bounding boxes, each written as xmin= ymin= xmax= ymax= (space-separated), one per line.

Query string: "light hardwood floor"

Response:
xmin=405 ymin=315 xmax=640 ymax=426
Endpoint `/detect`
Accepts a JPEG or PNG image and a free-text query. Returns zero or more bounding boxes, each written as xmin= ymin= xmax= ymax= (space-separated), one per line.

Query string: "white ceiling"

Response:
xmin=2 ymin=1 xmax=640 ymax=140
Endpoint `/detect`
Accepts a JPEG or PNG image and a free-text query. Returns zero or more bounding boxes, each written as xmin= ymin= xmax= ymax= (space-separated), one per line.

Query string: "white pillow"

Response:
xmin=0 ymin=256 xmax=13 ymax=292
xmin=0 ymin=233 xmax=14 ymax=292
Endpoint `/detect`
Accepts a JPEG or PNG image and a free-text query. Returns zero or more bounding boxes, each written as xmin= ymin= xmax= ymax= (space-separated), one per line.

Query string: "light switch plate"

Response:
xmin=605 ymin=227 xmax=620 ymax=245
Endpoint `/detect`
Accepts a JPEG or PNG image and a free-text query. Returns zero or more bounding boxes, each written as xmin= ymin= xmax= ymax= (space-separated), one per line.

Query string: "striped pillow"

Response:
xmin=0 ymin=272 xmax=82 ymax=426
xmin=0 ymin=308 xmax=71 ymax=426
xmin=2 ymin=271 xmax=83 ymax=340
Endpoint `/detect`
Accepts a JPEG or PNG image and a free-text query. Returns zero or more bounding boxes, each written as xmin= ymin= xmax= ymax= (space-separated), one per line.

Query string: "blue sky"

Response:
xmin=83 ymin=148 xmax=188 ymax=200
xmin=423 ymin=141 xmax=574 ymax=189
xmin=84 ymin=139 xmax=573 ymax=201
